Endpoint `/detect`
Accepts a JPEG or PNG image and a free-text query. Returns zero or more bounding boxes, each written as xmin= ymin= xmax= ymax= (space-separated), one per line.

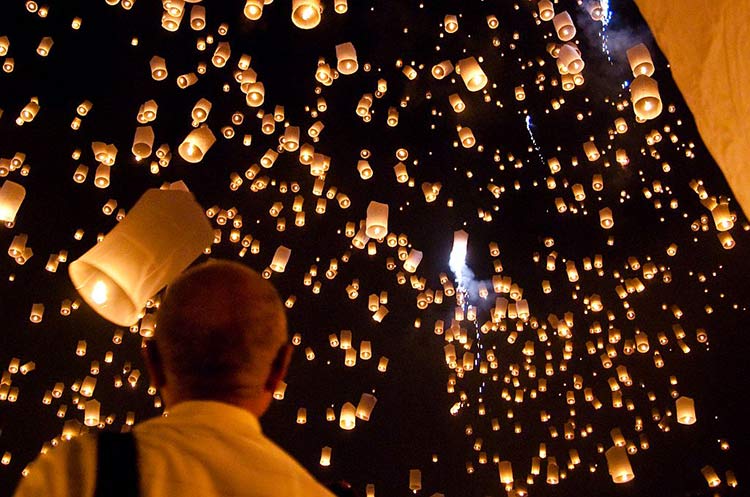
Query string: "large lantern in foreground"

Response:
xmin=69 ymin=187 xmax=213 ymax=326
xmin=0 ymin=180 xmax=26 ymax=223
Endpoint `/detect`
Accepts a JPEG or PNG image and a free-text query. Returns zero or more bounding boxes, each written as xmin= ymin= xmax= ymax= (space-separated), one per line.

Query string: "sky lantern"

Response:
xmin=68 ymin=188 xmax=213 ymax=326
xmin=457 ymin=57 xmax=487 ymax=92
xmin=291 ymin=0 xmax=322 ymax=29
xmin=630 ymin=74 xmax=663 ymax=120
xmin=0 ymin=181 xmax=26 ymax=223
xmin=178 ymin=125 xmax=216 ymax=163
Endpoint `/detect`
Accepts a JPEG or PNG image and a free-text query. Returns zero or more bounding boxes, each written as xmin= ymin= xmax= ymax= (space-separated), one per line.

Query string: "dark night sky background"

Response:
xmin=1 ymin=1 xmax=749 ymax=496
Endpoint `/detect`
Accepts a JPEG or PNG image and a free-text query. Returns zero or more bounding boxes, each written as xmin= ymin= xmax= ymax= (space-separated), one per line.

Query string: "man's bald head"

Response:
xmin=154 ymin=260 xmax=288 ymax=400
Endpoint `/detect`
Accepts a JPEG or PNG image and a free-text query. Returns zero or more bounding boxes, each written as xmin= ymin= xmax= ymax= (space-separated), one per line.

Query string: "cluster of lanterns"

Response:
xmin=0 ymin=0 xmax=745 ymax=495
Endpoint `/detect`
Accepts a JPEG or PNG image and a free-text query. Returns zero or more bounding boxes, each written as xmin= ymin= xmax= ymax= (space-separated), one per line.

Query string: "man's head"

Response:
xmin=145 ymin=260 xmax=291 ymax=415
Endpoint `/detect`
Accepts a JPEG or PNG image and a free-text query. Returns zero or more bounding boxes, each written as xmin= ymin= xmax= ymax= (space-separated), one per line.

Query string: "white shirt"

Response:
xmin=14 ymin=400 xmax=335 ymax=497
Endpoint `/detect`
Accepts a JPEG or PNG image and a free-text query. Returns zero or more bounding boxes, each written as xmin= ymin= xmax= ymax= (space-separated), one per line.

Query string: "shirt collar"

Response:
xmin=163 ymin=400 xmax=262 ymax=434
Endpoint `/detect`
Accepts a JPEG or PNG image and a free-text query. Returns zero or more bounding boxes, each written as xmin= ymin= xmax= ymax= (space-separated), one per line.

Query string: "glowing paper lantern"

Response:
xmin=627 ymin=43 xmax=655 ymax=77
xmin=403 ymin=250 xmax=423 ymax=273
xmin=432 ymin=60 xmax=454 ymax=79
xmin=499 ymin=461 xmax=514 ymax=484
xmin=676 ymin=396 xmax=697 ymax=425
xmin=291 ymin=0 xmax=322 ymax=29
xmin=356 ymin=393 xmax=377 ymax=420
xmin=178 ymin=125 xmax=216 ymax=163
xmin=409 ymin=470 xmax=421 ymax=492
xmin=336 ymin=42 xmax=358 ymax=75
xmin=553 ymin=12 xmax=576 ymax=41
xmin=319 ymin=446 xmax=332 ymax=466
xmin=457 ymin=57 xmax=487 ymax=91
xmin=68 ymin=188 xmax=213 ymax=326
xmin=558 ymin=43 xmax=584 ymax=74
xmin=132 ymin=126 xmax=155 ymax=159
xmin=339 ymin=402 xmax=356 ymax=430
xmin=270 ymin=245 xmax=292 ymax=273
xmin=605 ymin=446 xmax=634 ymax=483
xmin=538 ymin=0 xmax=554 ymax=21
xmin=365 ymin=201 xmax=389 ymax=238
xmin=244 ymin=0 xmax=263 ymax=20
xmin=444 ymin=15 xmax=458 ymax=33
xmin=0 ymin=181 xmax=26 ymax=223
xmin=701 ymin=466 xmax=721 ymax=487
xmin=149 ymin=56 xmax=168 ymax=81
xmin=630 ymin=74 xmax=662 ymax=120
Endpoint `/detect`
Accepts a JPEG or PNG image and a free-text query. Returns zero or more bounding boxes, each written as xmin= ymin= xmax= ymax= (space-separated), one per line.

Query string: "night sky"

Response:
xmin=1 ymin=1 xmax=749 ymax=496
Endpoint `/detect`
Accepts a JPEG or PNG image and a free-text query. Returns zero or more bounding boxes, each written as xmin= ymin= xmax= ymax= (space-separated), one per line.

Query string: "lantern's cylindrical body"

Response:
xmin=630 ymin=74 xmax=662 ymax=120
xmin=68 ymin=189 xmax=213 ymax=326
xmin=178 ymin=125 xmax=216 ymax=163
xmin=676 ymin=396 xmax=697 ymax=425
xmin=336 ymin=42 xmax=358 ymax=75
xmin=553 ymin=11 xmax=576 ymax=41
xmin=457 ymin=57 xmax=487 ymax=91
xmin=356 ymin=393 xmax=377 ymax=421
xmin=365 ymin=201 xmax=389 ymax=239
xmin=0 ymin=181 xmax=26 ymax=223
xmin=291 ymin=0 xmax=322 ymax=29
xmin=626 ymin=43 xmax=654 ymax=77
xmin=606 ymin=446 xmax=634 ymax=483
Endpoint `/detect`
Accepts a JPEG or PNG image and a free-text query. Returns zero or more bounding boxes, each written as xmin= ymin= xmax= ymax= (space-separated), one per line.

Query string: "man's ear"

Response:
xmin=142 ymin=340 xmax=167 ymax=391
xmin=265 ymin=344 xmax=293 ymax=392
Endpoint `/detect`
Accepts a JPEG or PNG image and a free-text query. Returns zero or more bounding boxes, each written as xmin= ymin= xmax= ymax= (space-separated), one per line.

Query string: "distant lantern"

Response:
xmin=132 ymin=126 xmax=155 ymax=159
xmin=630 ymin=74 xmax=662 ymax=120
xmin=538 ymin=0 xmax=554 ymax=21
xmin=676 ymin=396 xmax=697 ymax=425
xmin=448 ymin=93 xmax=465 ymax=112
xmin=558 ymin=43 xmax=584 ymax=74
xmin=95 ymin=164 xmax=111 ymax=189
xmin=457 ymin=57 xmax=487 ymax=91
xmin=711 ymin=202 xmax=733 ymax=231
xmin=599 ymin=208 xmax=614 ymax=229
xmin=0 ymin=181 xmax=26 ymax=223
xmin=626 ymin=43 xmax=654 ymax=77
xmin=149 ymin=56 xmax=168 ymax=81
xmin=36 ymin=36 xmax=53 ymax=56
xmin=84 ymin=399 xmax=100 ymax=427
xmin=458 ymin=127 xmax=476 ymax=148
xmin=319 ymin=446 xmax=332 ymax=466
xmin=282 ymin=126 xmax=300 ymax=152
xmin=366 ymin=201 xmax=389 ymax=238
xmin=409 ymin=470 xmax=422 ymax=492
xmin=212 ymin=42 xmax=231 ymax=68
xmin=178 ymin=125 xmax=216 ymax=163
xmin=334 ymin=0 xmax=348 ymax=13
xmin=339 ymin=402 xmax=356 ymax=430
xmin=336 ymin=42 xmax=358 ymax=75
xmin=291 ymin=0 xmax=322 ymax=29
xmin=190 ymin=5 xmax=206 ymax=29
xmin=605 ymin=446 xmax=634 ymax=483
xmin=191 ymin=98 xmax=212 ymax=123
xmin=701 ymin=466 xmax=721 ymax=488
xmin=499 ymin=461 xmax=514 ymax=484
xmin=68 ymin=188 xmax=213 ymax=326
xmin=553 ymin=12 xmax=576 ymax=41
xmin=356 ymin=393 xmax=377 ymax=420
xmin=444 ymin=15 xmax=458 ymax=33
xmin=431 ymin=60 xmax=454 ymax=79
xmin=403 ymin=250 xmax=423 ymax=273
xmin=246 ymin=82 xmax=265 ymax=107
xmin=270 ymin=245 xmax=292 ymax=273
xmin=244 ymin=0 xmax=263 ymax=20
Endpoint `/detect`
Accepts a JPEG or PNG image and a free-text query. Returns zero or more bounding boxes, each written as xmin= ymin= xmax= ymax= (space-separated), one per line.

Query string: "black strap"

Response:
xmin=95 ymin=431 xmax=140 ymax=497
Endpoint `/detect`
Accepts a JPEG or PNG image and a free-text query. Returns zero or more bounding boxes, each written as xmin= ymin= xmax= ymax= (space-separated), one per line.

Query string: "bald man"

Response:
xmin=14 ymin=260 xmax=335 ymax=497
